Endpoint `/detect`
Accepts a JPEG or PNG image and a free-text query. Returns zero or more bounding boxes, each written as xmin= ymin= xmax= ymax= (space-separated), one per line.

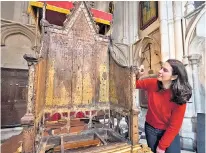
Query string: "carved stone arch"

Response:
xmin=185 ymin=7 xmax=206 ymax=55
xmin=1 ymin=23 xmax=36 ymax=48
xmin=133 ymin=36 xmax=161 ymax=67
xmin=108 ymin=40 xmax=130 ymax=67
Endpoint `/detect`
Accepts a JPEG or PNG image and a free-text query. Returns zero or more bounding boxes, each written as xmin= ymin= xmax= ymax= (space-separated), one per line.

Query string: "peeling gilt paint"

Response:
xmin=110 ymin=78 xmax=118 ymax=104
xmin=82 ymin=74 xmax=93 ymax=104
xmin=99 ymin=64 xmax=109 ymax=102
xmin=45 ymin=61 xmax=55 ymax=106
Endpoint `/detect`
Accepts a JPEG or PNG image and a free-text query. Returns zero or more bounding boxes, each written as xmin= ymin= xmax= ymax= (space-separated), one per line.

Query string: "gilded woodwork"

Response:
xmin=20 ymin=2 xmax=146 ymax=153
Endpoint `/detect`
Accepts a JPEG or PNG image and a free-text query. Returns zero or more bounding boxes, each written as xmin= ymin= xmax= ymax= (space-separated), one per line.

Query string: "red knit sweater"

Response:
xmin=136 ymin=78 xmax=186 ymax=151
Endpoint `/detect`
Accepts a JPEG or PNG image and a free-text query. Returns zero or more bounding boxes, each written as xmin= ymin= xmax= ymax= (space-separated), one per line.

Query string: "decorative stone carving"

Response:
xmin=185 ymin=1 xmax=195 ymax=15
xmin=185 ymin=7 xmax=206 ymax=56
xmin=189 ymin=53 xmax=204 ymax=114
xmin=1 ymin=23 xmax=36 ymax=48
xmin=188 ymin=54 xmax=202 ymax=65
xmin=185 ymin=7 xmax=206 ymax=114
xmin=109 ymin=38 xmax=130 ymax=67
xmin=133 ymin=36 xmax=161 ymax=75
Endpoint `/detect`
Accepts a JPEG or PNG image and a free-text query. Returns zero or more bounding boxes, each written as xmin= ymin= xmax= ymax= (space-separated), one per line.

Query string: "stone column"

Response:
xmin=180 ymin=54 xmax=202 ymax=151
xmin=122 ymin=1 xmax=128 ymax=44
xmin=95 ymin=1 xmax=110 ymax=12
xmin=173 ymin=1 xmax=184 ymax=61
xmin=180 ymin=54 xmax=199 ymax=151
xmin=159 ymin=1 xmax=170 ymax=62
xmin=133 ymin=2 xmax=139 ymax=42
xmin=188 ymin=54 xmax=202 ymax=114
xmin=167 ymin=1 xmax=175 ymax=59
xmin=21 ymin=54 xmax=37 ymax=153
xmin=13 ymin=1 xmax=22 ymax=22
xmin=21 ymin=1 xmax=29 ymax=24
xmin=111 ymin=2 xmax=124 ymax=43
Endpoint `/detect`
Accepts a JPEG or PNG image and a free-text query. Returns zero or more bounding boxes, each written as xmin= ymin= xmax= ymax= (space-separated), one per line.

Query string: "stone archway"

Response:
xmin=1 ymin=23 xmax=36 ymax=48
xmin=181 ymin=7 xmax=206 ymax=151
xmin=185 ymin=8 xmax=206 ymax=114
xmin=133 ymin=36 xmax=161 ymax=76
xmin=108 ymin=40 xmax=130 ymax=67
xmin=185 ymin=8 xmax=206 ymax=56
xmin=1 ymin=23 xmax=36 ymax=127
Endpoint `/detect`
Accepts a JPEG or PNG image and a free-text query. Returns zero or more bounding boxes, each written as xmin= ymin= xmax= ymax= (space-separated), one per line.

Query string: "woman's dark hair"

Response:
xmin=157 ymin=59 xmax=192 ymax=105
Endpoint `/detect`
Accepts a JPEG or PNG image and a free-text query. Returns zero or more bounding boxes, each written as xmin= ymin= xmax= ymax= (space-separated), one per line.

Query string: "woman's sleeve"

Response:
xmin=136 ymin=78 xmax=157 ymax=90
xmin=157 ymin=104 xmax=186 ymax=151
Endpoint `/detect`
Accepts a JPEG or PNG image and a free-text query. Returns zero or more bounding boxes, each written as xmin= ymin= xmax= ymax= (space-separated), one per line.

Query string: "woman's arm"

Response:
xmin=157 ymin=104 xmax=187 ymax=151
xmin=134 ymin=65 xmax=157 ymax=90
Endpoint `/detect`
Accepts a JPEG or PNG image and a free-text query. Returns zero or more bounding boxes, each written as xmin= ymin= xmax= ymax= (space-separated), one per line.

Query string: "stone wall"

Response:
xmin=1 ymin=1 xmax=36 ymax=70
xmin=1 ymin=22 xmax=36 ymax=69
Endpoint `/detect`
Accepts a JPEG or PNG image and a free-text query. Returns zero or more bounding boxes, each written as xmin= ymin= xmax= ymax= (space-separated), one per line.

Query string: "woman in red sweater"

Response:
xmin=136 ymin=59 xmax=192 ymax=153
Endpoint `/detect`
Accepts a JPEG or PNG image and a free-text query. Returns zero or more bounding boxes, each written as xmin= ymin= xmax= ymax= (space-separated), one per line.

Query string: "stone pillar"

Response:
xmin=173 ymin=1 xmax=184 ymax=61
xmin=159 ymin=1 xmax=170 ymax=62
xmin=21 ymin=1 xmax=29 ymax=24
xmin=133 ymin=2 xmax=139 ymax=42
xmin=180 ymin=102 xmax=196 ymax=150
xmin=128 ymin=1 xmax=138 ymax=44
xmin=188 ymin=54 xmax=202 ymax=114
xmin=180 ymin=54 xmax=202 ymax=151
xmin=122 ymin=1 xmax=128 ymax=44
xmin=95 ymin=1 xmax=110 ymax=12
xmin=111 ymin=2 xmax=124 ymax=43
xmin=167 ymin=1 xmax=175 ymax=59
xmin=13 ymin=1 xmax=21 ymax=22
xmin=21 ymin=54 xmax=37 ymax=153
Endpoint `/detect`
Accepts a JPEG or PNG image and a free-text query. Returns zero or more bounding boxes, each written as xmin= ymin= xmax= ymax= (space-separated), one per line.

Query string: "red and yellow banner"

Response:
xmin=91 ymin=8 xmax=112 ymax=25
xmin=29 ymin=1 xmax=112 ymax=25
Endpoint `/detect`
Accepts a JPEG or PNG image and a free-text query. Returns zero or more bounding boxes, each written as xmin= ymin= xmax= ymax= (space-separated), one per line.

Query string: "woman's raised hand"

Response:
xmin=138 ymin=65 xmax=145 ymax=76
xmin=133 ymin=65 xmax=145 ymax=79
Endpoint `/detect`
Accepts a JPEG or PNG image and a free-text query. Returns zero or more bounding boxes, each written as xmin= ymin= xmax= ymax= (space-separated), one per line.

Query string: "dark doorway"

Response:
xmin=1 ymin=68 xmax=28 ymax=127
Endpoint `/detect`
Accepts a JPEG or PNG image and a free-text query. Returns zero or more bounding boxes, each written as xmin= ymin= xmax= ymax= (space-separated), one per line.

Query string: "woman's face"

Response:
xmin=157 ymin=62 xmax=173 ymax=82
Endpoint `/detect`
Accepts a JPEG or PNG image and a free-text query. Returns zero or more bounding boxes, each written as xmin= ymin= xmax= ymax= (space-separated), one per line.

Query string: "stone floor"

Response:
xmin=1 ymin=127 xmax=23 ymax=143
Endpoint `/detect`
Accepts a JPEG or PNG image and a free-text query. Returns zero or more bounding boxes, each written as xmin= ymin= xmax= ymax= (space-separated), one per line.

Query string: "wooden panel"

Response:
xmin=35 ymin=59 xmax=47 ymax=121
xmin=109 ymin=56 xmax=132 ymax=110
xmin=45 ymin=33 xmax=73 ymax=107
xmin=72 ymin=12 xmax=96 ymax=105
xmin=72 ymin=39 xmax=83 ymax=105
xmin=82 ymin=43 xmax=95 ymax=104
xmin=94 ymin=43 xmax=109 ymax=103
xmin=44 ymin=12 xmax=109 ymax=109
xmin=1 ymin=68 xmax=28 ymax=126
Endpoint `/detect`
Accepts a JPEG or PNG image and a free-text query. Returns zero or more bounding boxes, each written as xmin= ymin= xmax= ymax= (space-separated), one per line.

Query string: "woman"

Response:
xmin=135 ymin=59 xmax=192 ymax=153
